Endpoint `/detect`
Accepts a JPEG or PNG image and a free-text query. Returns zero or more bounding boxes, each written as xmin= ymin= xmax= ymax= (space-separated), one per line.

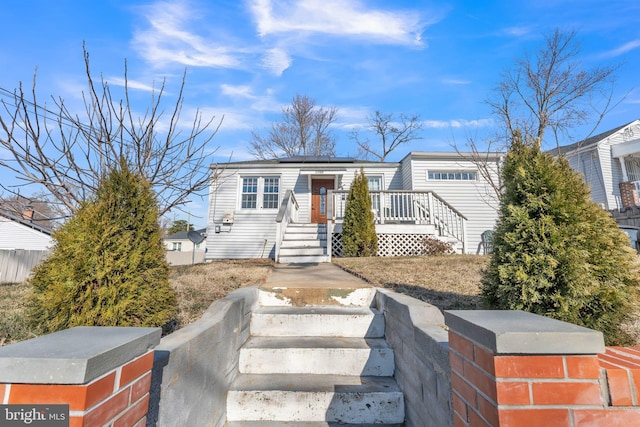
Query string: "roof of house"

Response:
xmin=211 ymin=156 xmax=380 ymax=167
xmin=0 ymin=210 xmax=52 ymax=235
xmin=165 ymin=228 xmax=207 ymax=241
xmin=546 ymin=121 xmax=636 ymax=156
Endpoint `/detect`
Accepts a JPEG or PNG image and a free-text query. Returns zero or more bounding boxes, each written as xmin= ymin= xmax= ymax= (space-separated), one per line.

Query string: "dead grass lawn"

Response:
xmin=0 ymin=259 xmax=274 ymax=346
xmin=333 ymin=255 xmax=488 ymax=310
xmin=169 ymin=259 xmax=273 ymax=328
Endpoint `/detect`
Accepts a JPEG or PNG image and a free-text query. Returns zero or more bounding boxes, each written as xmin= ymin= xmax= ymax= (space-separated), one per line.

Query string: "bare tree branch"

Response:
xmin=249 ymin=94 xmax=338 ymax=159
xmin=0 ymin=45 xmax=222 ymax=218
xmin=455 ymin=28 xmax=621 ymax=204
xmin=487 ymin=29 xmax=618 ymax=149
xmin=351 ymin=111 xmax=423 ymax=161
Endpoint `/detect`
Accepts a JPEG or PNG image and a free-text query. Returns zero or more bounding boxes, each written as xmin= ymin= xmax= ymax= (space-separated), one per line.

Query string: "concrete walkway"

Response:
xmin=264 ymin=263 xmax=370 ymax=289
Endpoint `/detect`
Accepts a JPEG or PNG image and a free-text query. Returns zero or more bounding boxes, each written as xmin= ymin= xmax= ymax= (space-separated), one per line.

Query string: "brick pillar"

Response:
xmin=0 ymin=326 xmax=160 ymax=427
xmin=619 ymin=181 xmax=639 ymax=207
xmin=445 ymin=310 xmax=640 ymax=427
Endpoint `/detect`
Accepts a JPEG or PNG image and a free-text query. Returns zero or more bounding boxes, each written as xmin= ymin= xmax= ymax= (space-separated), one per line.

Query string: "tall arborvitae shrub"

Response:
xmin=29 ymin=160 xmax=177 ymax=333
xmin=481 ymin=132 xmax=639 ymax=345
xmin=342 ymin=169 xmax=378 ymax=257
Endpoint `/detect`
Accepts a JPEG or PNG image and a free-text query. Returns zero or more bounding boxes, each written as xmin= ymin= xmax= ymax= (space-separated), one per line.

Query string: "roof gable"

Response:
xmin=547 ymin=120 xmax=640 ymax=156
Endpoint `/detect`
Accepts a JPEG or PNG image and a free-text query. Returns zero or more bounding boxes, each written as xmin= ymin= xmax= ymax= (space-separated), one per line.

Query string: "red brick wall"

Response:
xmin=449 ymin=331 xmax=640 ymax=426
xmin=0 ymin=350 xmax=154 ymax=427
xmin=619 ymin=181 xmax=639 ymax=208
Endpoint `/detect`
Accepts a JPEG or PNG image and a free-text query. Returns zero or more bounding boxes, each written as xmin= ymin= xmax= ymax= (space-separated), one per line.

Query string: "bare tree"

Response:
xmin=249 ymin=94 xmax=338 ymax=159
xmin=488 ymin=28 xmax=617 ymax=149
xmin=0 ymin=46 xmax=222 ymax=219
xmin=351 ymin=111 xmax=423 ymax=161
xmin=456 ymin=28 xmax=619 ymax=202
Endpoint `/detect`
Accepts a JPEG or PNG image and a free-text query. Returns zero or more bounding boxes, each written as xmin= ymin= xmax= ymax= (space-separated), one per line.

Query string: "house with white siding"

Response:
xmin=547 ymin=119 xmax=640 ymax=210
xmin=206 ymin=152 xmax=502 ymax=263
xmin=0 ymin=211 xmax=53 ymax=250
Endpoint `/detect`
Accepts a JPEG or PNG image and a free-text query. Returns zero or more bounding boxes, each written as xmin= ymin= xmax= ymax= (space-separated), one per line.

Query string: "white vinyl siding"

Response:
xmin=409 ymin=155 xmax=501 ymax=254
xmin=0 ymin=217 xmax=53 ymax=251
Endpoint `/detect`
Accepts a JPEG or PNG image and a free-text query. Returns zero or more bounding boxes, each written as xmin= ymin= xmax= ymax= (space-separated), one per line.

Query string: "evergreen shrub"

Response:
xmin=342 ymin=169 xmax=378 ymax=257
xmin=29 ymin=160 xmax=177 ymax=333
xmin=481 ymin=132 xmax=639 ymax=345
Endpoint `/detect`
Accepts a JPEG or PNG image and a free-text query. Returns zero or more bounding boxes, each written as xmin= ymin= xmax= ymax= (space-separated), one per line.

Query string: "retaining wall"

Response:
xmin=2 ymin=287 xmax=640 ymax=427
xmin=375 ymin=288 xmax=452 ymax=426
xmin=147 ymin=286 xmax=257 ymax=427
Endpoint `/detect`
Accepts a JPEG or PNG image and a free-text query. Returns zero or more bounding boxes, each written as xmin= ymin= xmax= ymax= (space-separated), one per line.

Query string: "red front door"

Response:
xmin=311 ymin=179 xmax=334 ymax=223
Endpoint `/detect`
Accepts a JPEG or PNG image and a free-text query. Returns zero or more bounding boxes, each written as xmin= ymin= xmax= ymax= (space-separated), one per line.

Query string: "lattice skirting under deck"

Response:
xmin=332 ymin=233 xmax=436 ymax=257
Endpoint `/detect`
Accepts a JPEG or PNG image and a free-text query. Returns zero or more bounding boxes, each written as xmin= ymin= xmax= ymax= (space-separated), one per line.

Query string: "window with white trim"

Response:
xmin=241 ymin=177 xmax=258 ymax=208
xmin=240 ymin=176 xmax=280 ymax=209
xmin=367 ymin=176 xmax=383 ymax=191
xmin=171 ymin=242 xmax=182 ymax=251
xmin=262 ymin=177 xmax=280 ymax=209
xmin=427 ymin=170 xmax=477 ymax=181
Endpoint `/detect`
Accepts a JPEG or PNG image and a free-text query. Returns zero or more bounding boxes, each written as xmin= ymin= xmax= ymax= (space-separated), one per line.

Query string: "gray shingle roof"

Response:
xmin=546 ymin=122 xmax=634 ymax=156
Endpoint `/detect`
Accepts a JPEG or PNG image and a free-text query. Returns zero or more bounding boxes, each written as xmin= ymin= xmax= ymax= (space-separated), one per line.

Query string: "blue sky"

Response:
xmin=1 ymin=0 xmax=639 ymax=226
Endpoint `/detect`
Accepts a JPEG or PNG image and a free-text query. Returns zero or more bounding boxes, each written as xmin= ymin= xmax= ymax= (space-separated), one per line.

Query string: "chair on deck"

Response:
xmin=481 ymin=230 xmax=494 ymax=254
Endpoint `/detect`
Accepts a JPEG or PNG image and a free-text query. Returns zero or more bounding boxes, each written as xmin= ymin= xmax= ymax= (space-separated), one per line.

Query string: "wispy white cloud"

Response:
xmin=442 ymin=78 xmax=471 ymax=85
xmin=599 ymin=39 xmax=640 ymax=58
xmin=261 ymin=47 xmax=292 ymax=76
xmin=423 ymin=119 xmax=494 ymax=129
xmin=250 ymin=0 xmax=426 ymax=46
xmin=106 ymin=77 xmax=158 ymax=92
xmin=502 ymin=26 xmax=534 ymax=37
xmin=221 ymin=84 xmax=256 ymax=99
xmin=132 ymin=1 xmax=244 ymax=68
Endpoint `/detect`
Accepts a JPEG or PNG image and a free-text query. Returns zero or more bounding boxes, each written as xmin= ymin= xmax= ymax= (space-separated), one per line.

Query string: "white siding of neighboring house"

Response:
xmin=0 ymin=217 xmax=53 ymax=250
xmin=405 ymin=153 xmax=501 ymax=254
xmin=563 ymin=147 xmax=609 ymax=208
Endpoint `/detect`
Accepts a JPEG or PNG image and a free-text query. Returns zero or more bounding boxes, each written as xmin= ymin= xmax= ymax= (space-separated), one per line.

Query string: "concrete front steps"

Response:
xmin=278 ymin=223 xmax=329 ymax=263
xmin=226 ymin=288 xmax=405 ymax=426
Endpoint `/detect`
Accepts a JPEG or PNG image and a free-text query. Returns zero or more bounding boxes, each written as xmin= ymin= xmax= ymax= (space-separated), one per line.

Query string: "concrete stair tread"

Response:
xmin=239 ymin=336 xmax=395 ymax=376
xmin=242 ymin=336 xmax=390 ymax=350
xmin=227 ymin=422 xmax=403 ymax=426
xmin=229 ymin=373 xmax=401 ymax=393
xmin=253 ymin=306 xmax=379 ymax=315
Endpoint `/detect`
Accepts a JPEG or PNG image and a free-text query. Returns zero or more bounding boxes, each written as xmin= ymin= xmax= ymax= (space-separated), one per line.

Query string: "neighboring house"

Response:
xmin=0 ymin=211 xmax=53 ymax=283
xmin=164 ymin=228 xmax=207 ymax=266
xmin=164 ymin=228 xmax=207 ymax=252
xmin=0 ymin=210 xmax=53 ymax=250
xmin=207 ymin=152 xmax=502 ymax=263
xmin=547 ymin=119 xmax=640 ymax=210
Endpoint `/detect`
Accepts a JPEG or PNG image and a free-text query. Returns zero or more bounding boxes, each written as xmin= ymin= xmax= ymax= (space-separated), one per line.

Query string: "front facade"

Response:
xmin=548 ymin=119 xmax=640 ymax=210
xmin=206 ymin=152 xmax=501 ymax=262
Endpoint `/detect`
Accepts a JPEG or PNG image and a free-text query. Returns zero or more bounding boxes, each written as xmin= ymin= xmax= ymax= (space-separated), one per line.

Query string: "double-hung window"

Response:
xmin=241 ymin=177 xmax=258 ymax=208
xmin=241 ymin=176 xmax=280 ymax=209
xmin=262 ymin=177 xmax=280 ymax=209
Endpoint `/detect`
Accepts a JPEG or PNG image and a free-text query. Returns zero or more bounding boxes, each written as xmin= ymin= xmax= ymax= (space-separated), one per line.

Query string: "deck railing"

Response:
xmin=329 ymin=190 xmax=467 ymax=251
xmin=275 ymin=190 xmax=299 ymax=261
